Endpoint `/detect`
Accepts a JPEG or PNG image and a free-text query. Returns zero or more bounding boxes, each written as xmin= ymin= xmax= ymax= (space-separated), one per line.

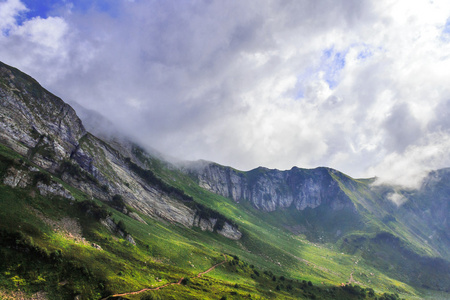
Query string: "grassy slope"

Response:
xmin=0 ymin=143 xmax=446 ymax=299
xmin=0 ymin=147 xmax=400 ymax=299
xmin=130 ymin=147 xmax=450 ymax=299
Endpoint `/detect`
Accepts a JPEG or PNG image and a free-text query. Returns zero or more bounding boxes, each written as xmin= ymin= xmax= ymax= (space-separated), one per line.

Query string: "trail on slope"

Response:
xmin=103 ymin=254 xmax=227 ymax=299
xmin=348 ymin=271 xmax=361 ymax=285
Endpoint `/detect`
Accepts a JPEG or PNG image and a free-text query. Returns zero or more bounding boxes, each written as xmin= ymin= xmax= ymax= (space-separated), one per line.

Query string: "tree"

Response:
xmin=116 ymin=220 xmax=127 ymax=235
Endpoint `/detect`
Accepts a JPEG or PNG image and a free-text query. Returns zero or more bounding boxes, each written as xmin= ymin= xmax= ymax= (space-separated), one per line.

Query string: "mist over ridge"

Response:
xmin=2 ymin=0 xmax=450 ymax=187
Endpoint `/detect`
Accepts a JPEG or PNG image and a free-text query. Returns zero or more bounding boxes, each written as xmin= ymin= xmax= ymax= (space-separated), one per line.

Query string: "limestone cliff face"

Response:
xmin=188 ymin=162 xmax=355 ymax=212
xmin=3 ymin=166 xmax=74 ymax=200
xmin=0 ymin=61 xmax=241 ymax=239
xmin=0 ymin=63 xmax=85 ymax=172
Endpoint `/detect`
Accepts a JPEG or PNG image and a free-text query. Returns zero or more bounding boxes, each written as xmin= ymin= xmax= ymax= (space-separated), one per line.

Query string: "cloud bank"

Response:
xmin=1 ymin=0 xmax=450 ymax=188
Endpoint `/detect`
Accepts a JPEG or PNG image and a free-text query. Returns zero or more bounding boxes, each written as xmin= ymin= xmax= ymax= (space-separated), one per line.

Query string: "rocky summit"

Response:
xmin=186 ymin=162 xmax=355 ymax=212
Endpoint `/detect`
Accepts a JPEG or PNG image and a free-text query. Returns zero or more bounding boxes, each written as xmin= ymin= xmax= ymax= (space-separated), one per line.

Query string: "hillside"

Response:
xmin=0 ymin=61 xmax=449 ymax=299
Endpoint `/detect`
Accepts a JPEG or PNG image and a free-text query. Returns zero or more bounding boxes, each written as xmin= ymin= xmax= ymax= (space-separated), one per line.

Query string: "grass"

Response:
xmin=0 ymin=142 xmax=447 ymax=299
xmin=128 ymin=146 xmax=450 ymax=298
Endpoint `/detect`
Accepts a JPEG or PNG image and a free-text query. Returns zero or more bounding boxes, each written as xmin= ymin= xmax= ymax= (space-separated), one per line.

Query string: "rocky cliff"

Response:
xmin=0 ymin=61 xmax=241 ymax=240
xmin=186 ymin=161 xmax=356 ymax=212
xmin=0 ymin=62 xmax=85 ymax=171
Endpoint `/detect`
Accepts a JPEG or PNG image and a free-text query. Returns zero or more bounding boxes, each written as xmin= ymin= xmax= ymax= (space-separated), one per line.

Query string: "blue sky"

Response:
xmin=2 ymin=0 xmax=450 ymax=188
xmin=19 ymin=0 xmax=118 ymax=20
xmin=321 ymin=47 xmax=346 ymax=89
xmin=20 ymin=0 xmax=57 ymax=19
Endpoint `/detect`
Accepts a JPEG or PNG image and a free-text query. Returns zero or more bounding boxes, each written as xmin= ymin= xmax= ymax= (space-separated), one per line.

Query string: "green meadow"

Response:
xmin=0 ymin=143 xmax=447 ymax=299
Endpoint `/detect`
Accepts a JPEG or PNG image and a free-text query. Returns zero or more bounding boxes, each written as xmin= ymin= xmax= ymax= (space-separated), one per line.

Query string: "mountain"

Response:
xmin=185 ymin=162 xmax=354 ymax=211
xmin=185 ymin=160 xmax=449 ymax=256
xmin=0 ymin=61 xmax=240 ymax=239
xmin=0 ymin=61 xmax=449 ymax=299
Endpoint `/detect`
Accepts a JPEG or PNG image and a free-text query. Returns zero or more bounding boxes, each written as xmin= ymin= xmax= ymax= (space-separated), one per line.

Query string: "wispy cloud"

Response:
xmin=2 ymin=0 xmax=450 ymax=188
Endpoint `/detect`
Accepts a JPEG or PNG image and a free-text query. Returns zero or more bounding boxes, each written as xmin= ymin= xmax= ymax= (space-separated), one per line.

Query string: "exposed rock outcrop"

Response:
xmin=101 ymin=216 xmax=136 ymax=245
xmin=3 ymin=167 xmax=31 ymax=188
xmin=0 ymin=63 xmax=85 ymax=172
xmin=0 ymin=61 xmax=241 ymax=240
xmin=217 ymin=222 xmax=243 ymax=240
xmin=187 ymin=163 xmax=355 ymax=213
xmin=2 ymin=166 xmax=74 ymax=200
xmin=193 ymin=215 xmax=217 ymax=232
xmin=36 ymin=181 xmax=74 ymax=200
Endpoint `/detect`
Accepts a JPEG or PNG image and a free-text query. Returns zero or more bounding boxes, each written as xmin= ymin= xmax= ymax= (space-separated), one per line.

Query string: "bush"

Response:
xmin=342 ymin=284 xmax=365 ymax=297
xmin=33 ymin=172 xmax=52 ymax=185
xmin=116 ymin=220 xmax=127 ymax=235
xmin=111 ymin=194 xmax=126 ymax=211
xmin=78 ymin=200 xmax=109 ymax=220
xmin=58 ymin=160 xmax=98 ymax=184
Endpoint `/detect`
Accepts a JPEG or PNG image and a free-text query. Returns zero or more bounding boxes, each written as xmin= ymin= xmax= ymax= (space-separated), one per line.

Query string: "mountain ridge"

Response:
xmin=184 ymin=162 xmax=356 ymax=212
xmin=0 ymin=61 xmax=241 ymax=240
xmin=0 ymin=60 xmax=449 ymax=299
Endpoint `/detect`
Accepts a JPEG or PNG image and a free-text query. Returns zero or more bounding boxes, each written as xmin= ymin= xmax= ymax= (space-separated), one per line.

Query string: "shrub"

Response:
xmin=181 ymin=277 xmax=190 ymax=285
xmin=33 ymin=172 xmax=52 ymax=185
xmin=111 ymin=194 xmax=126 ymax=211
xmin=58 ymin=160 xmax=98 ymax=184
xmin=78 ymin=200 xmax=109 ymax=220
xmin=116 ymin=220 xmax=127 ymax=235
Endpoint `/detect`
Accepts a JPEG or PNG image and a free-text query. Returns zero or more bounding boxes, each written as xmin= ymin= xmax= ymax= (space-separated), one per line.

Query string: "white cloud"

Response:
xmin=2 ymin=0 xmax=450 ymax=188
xmin=0 ymin=0 xmax=26 ymax=33
xmin=13 ymin=16 xmax=68 ymax=50
xmin=387 ymin=192 xmax=407 ymax=207
xmin=369 ymin=132 xmax=450 ymax=189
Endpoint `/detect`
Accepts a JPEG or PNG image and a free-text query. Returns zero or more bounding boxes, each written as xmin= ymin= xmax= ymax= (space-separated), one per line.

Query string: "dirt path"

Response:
xmin=349 ymin=271 xmax=355 ymax=283
xmin=196 ymin=254 xmax=227 ymax=278
xmin=348 ymin=271 xmax=361 ymax=285
xmin=103 ymin=254 xmax=227 ymax=299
